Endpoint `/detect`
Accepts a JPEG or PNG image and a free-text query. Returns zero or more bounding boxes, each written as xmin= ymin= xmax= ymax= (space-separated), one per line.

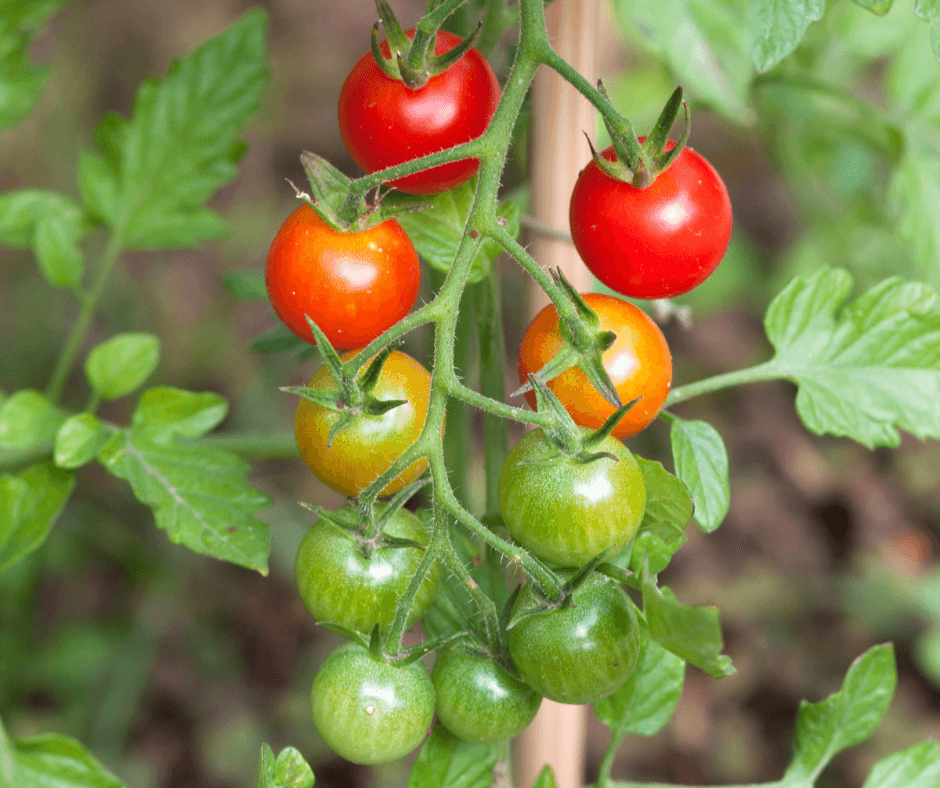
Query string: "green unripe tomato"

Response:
xmin=499 ymin=428 xmax=646 ymax=566
xmin=295 ymin=504 xmax=440 ymax=635
xmin=432 ymin=649 xmax=542 ymax=743
xmin=311 ymin=643 xmax=435 ymax=764
xmin=508 ymin=573 xmax=641 ymax=704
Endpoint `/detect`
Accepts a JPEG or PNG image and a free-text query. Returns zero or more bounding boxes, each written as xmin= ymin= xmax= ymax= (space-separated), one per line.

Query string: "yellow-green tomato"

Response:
xmin=498 ymin=428 xmax=646 ymax=567
xmin=432 ymin=649 xmax=541 ymax=743
xmin=295 ymin=504 xmax=439 ymax=635
xmin=508 ymin=573 xmax=641 ymax=704
xmin=311 ymin=643 xmax=435 ymax=764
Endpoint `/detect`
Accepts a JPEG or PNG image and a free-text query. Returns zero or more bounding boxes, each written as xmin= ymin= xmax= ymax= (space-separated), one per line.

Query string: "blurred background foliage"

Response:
xmin=1 ymin=0 xmax=939 ymax=787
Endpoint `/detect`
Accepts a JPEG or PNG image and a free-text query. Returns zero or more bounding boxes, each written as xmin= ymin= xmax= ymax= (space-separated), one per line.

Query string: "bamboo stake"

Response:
xmin=516 ymin=2 xmax=601 ymax=787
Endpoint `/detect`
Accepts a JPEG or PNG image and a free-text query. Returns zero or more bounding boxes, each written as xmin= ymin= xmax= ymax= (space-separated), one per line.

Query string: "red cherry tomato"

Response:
xmin=517 ymin=293 xmax=672 ymax=439
xmin=570 ymin=143 xmax=732 ymax=299
xmin=338 ymin=29 xmax=500 ymax=195
xmin=265 ymin=204 xmax=420 ymax=350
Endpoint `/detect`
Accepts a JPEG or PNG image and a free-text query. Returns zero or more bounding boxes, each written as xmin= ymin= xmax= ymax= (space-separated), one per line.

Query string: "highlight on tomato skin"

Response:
xmin=265 ymin=204 xmax=420 ymax=350
xmin=516 ymin=292 xmax=672 ymax=439
xmin=570 ymin=143 xmax=733 ymax=300
xmin=337 ymin=29 xmax=501 ymax=195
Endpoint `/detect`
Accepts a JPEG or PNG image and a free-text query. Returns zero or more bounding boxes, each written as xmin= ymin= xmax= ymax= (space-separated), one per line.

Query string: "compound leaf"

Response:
xmin=98 ymin=388 xmax=270 ymax=573
xmin=78 ymin=10 xmax=267 ymax=249
xmin=764 ymin=269 xmax=940 ymax=448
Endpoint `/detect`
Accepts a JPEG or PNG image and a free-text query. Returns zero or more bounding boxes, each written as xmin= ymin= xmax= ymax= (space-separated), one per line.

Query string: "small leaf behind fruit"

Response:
xmin=408 ymin=725 xmax=497 ymax=788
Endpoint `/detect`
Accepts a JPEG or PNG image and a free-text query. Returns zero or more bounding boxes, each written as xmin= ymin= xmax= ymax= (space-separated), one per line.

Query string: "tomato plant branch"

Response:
xmin=46 ymin=232 xmax=125 ymax=405
xmin=445 ymin=378 xmax=551 ymax=427
xmin=597 ymin=731 xmax=625 ymax=788
xmin=664 ymin=361 xmax=782 ymax=407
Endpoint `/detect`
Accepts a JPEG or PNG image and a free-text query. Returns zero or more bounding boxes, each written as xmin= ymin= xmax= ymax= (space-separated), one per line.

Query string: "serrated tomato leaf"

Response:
xmin=785 ymin=644 xmax=896 ymax=781
xmin=408 ymin=725 xmax=497 ymax=788
xmin=625 ymin=459 xmax=691 ymax=576
xmin=750 ymin=0 xmax=825 ymax=72
xmin=764 ymin=269 xmax=940 ymax=448
xmin=0 ymin=462 xmax=75 ymax=572
xmin=593 ymin=634 xmax=685 ymax=736
xmin=78 ymin=10 xmax=267 ymax=249
xmin=641 ymin=581 xmax=734 ymax=678
xmin=98 ymin=388 xmax=270 ymax=573
xmin=669 ymin=416 xmax=729 ymax=533
xmin=257 ymin=744 xmax=315 ymax=788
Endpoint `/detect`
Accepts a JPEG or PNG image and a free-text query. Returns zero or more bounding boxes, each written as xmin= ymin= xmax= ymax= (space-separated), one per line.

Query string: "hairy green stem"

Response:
xmin=665 ymin=361 xmax=780 ymax=407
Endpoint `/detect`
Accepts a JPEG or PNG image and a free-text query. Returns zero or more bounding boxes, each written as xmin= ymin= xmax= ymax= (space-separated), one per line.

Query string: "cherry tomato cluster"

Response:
xmin=260 ymin=11 xmax=733 ymax=768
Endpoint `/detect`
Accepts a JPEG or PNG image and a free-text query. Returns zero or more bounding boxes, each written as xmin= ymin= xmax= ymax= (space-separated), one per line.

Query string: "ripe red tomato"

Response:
xmin=295 ymin=350 xmax=432 ymax=497
xmin=265 ymin=204 xmax=420 ymax=349
xmin=517 ymin=293 xmax=672 ymax=439
xmin=338 ymin=29 xmax=500 ymax=195
xmin=570 ymin=143 xmax=732 ymax=299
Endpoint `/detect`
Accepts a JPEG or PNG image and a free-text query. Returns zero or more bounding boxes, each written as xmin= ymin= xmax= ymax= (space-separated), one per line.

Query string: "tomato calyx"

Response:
xmin=372 ymin=0 xmax=483 ymax=89
xmin=293 ymin=151 xmax=431 ymax=232
xmin=281 ymin=326 xmax=407 ymax=447
xmin=590 ymin=84 xmax=691 ymax=190
xmin=512 ymin=271 xmax=622 ymax=409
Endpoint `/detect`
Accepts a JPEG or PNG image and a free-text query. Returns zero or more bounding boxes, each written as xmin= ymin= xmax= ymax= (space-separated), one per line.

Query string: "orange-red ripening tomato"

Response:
xmin=517 ymin=293 xmax=672 ymax=439
xmin=338 ymin=29 xmax=500 ymax=195
xmin=265 ymin=204 xmax=420 ymax=350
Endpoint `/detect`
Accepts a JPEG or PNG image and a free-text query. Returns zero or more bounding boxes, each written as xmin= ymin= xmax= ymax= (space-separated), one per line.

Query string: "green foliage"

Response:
xmin=98 ymin=388 xmax=271 ymax=573
xmin=84 ymin=334 xmax=160 ymax=401
xmin=258 ymin=745 xmax=315 ymax=788
xmin=668 ymin=416 xmax=729 ymax=533
xmin=407 ymin=726 xmax=498 ymax=788
xmin=763 ymin=269 xmax=940 ymax=447
xmin=78 ymin=10 xmax=268 ymax=249
xmin=0 ymin=462 xmax=74 ymax=572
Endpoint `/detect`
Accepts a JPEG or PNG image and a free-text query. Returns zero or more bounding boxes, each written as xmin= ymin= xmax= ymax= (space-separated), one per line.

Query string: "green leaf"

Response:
xmin=785 ymin=643 xmax=896 ymax=781
xmin=84 ymin=333 xmax=160 ymax=400
xmin=764 ymin=269 xmax=940 ymax=448
xmin=78 ymin=10 xmax=268 ymax=249
xmin=915 ymin=0 xmax=940 ymax=58
xmin=0 ymin=190 xmax=89 ymax=289
xmin=593 ymin=634 xmax=685 ymax=736
xmin=0 ymin=462 xmax=75 ymax=572
xmin=669 ymin=417 xmax=729 ymax=533
xmin=408 ymin=725 xmax=498 ymax=788
xmin=98 ymin=388 xmax=270 ymax=572
xmin=531 ymin=766 xmax=559 ymax=788
xmin=627 ymin=458 xmax=692 ymax=575
xmin=0 ymin=390 xmax=66 ymax=451
xmin=751 ymin=0 xmax=826 ymax=72
xmin=0 ymin=0 xmax=69 ymax=130
xmin=888 ymin=144 xmax=940 ymax=286
xmin=223 ymin=270 xmax=267 ymax=301
xmin=851 ymin=0 xmax=894 ymax=14
xmin=0 ymin=721 xmax=125 ymax=788
xmin=396 ymin=183 xmax=520 ymax=283
xmin=862 ymin=739 xmax=940 ymax=788
xmin=54 ymin=414 xmax=113 ymax=469
xmin=258 ymin=744 xmax=315 ymax=788
xmin=612 ymin=0 xmax=753 ymax=119
xmin=641 ymin=580 xmax=735 ymax=678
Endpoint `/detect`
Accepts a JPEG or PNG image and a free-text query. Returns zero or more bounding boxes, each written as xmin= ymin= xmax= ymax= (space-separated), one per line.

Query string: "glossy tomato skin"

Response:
xmin=338 ymin=30 xmax=500 ymax=194
xmin=432 ymin=649 xmax=541 ymax=744
xmin=508 ymin=573 xmax=641 ymax=705
xmin=295 ymin=350 xmax=431 ymax=497
xmin=570 ymin=143 xmax=732 ymax=299
xmin=499 ymin=428 xmax=646 ymax=567
xmin=266 ymin=204 xmax=420 ymax=349
xmin=311 ymin=643 xmax=435 ymax=764
xmin=517 ymin=293 xmax=672 ymax=439
xmin=295 ymin=504 xmax=440 ymax=635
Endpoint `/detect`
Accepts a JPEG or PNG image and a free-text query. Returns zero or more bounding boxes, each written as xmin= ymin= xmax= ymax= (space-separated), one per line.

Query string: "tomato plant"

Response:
xmin=265 ymin=204 xmax=420 ymax=349
xmin=570 ymin=143 xmax=732 ymax=300
xmin=295 ymin=350 xmax=431 ymax=497
xmin=498 ymin=427 xmax=646 ymax=566
xmin=338 ymin=29 xmax=500 ymax=194
xmin=295 ymin=504 xmax=440 ymax=635
xmin=310 ymin=642 xmax=435 ymax=764
xmin=431 ymin=648 xmax=542 ymax=744
xmin=517 ymin=293 xmax=672 ymax=439
xmin=508 ymin=573 xmax=642 ymax=705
